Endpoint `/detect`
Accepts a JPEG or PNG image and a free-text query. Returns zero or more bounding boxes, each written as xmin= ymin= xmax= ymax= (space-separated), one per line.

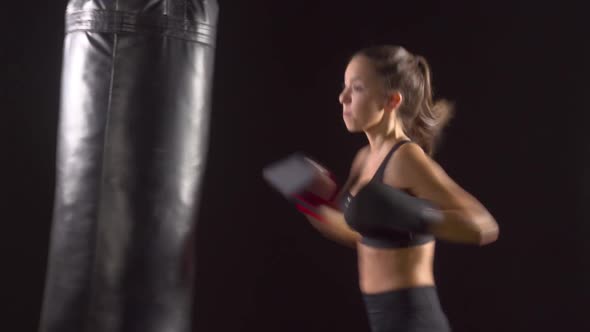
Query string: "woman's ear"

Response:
xmin=383 ymin=91 xmax=403 ymax=113
xmin=387 ymin=91 xmax=403 ymax=111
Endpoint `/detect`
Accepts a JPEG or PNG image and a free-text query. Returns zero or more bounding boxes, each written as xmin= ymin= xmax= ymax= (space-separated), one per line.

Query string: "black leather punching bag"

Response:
xmin=39 ymin=1 xmax=218 ymax=332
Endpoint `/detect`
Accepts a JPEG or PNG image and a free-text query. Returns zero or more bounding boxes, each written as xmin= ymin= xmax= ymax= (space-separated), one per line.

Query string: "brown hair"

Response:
xmin=354 ymin=45 xmax=454 ymax=156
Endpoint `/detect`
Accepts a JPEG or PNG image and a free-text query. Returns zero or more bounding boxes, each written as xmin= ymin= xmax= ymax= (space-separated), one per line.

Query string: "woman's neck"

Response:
xmin=365 ymin=116 xmax=408 ymax=154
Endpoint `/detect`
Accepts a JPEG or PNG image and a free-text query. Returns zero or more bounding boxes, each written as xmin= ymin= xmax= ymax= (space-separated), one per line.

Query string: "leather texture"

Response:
xmin=39 ymin=1 xmax=218 ymax=332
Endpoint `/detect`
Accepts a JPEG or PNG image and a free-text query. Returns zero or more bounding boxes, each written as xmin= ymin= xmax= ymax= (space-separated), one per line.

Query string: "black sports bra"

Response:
xmin=340 ymin=140 xmax=434 ymax=248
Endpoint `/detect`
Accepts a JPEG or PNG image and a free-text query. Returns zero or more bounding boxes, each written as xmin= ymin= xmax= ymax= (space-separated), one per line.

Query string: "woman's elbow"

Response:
xmin=474 ymin=211 xmax=499 ymax=246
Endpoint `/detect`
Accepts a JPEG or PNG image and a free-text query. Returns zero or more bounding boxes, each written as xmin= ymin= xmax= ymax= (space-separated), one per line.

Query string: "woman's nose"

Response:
xmin=339 ymin=89 xmax=350 ymax=104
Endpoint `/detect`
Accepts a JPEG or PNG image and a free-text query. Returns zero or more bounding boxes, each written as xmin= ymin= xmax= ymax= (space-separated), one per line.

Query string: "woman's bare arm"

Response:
xmin=389 ymin=143 xmax=499 ymax=246
xmin=304 ymin=206 xmax=361 ymax=248
xmin=303 ymin=146 xmax=369 ymax=248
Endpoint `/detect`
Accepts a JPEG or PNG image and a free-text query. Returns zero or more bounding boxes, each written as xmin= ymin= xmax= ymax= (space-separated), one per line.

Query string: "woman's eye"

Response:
xmin=341 ymin=83 xmax=364 ymax=92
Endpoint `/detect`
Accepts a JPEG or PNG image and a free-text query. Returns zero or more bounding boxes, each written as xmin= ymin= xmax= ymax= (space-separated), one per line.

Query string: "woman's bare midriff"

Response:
xmin=357 ymin=241 xmax=436 ymax=294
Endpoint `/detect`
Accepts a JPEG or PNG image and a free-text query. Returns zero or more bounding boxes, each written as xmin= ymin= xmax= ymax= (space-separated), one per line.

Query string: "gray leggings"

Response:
xmin=363 ymin=286 xmax=451 ymax=332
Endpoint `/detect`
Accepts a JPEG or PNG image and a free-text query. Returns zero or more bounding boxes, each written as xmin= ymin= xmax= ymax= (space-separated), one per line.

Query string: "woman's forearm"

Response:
xmin=304 ymin=205 xmax=361 ymax=248
xmin=430 ymin=208 xmax=499 ymax=246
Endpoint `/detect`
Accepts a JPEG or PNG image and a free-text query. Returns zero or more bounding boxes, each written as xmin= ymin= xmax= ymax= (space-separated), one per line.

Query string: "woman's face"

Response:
xmin=339 ymin=55 xmax=388 ymax=132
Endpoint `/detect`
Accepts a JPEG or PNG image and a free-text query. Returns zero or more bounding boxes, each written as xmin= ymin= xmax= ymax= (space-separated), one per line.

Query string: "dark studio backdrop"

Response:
xmin=1 ymin=1 xmax=588 ymax=332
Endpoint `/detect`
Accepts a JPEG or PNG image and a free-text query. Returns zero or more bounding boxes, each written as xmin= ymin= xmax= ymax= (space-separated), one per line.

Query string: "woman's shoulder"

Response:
xmin=390 ymin=140 xmax=430 ymax=170
xmin=382 ymin=140 xmax=431 ymax=186
xmin=385 ymin=140 xmax=454 ymax=194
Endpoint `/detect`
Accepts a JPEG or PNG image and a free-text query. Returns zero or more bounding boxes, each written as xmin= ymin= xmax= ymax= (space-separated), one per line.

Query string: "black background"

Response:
xmin=2 ymin=1 xmax=589 ymax=331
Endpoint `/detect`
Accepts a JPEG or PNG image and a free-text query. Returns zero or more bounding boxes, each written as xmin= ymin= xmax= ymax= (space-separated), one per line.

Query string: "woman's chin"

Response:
xmin=343 ymin=119 xmax=356 ymax=132
xmin=344 ymin=124 xmax=361 ymax=133
xmin=343 ymin=122 xmax=353 ymax=132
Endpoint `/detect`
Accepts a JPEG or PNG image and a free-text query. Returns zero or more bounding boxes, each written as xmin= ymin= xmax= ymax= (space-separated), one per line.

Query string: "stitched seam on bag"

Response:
xmin=65 ymin=10 xmax=215 ymax=45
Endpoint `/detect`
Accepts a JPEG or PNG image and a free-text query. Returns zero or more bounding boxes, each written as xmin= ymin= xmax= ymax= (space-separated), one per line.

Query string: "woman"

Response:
xmin=263 ymin=45 xmax=499 ymax=332
xmin=302 ymin=45 xmax=499 ymax=332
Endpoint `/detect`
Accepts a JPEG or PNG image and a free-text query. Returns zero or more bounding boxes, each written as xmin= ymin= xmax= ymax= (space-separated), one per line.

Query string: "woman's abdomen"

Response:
xmin=357 ymin=241 xmax=436 ymax=294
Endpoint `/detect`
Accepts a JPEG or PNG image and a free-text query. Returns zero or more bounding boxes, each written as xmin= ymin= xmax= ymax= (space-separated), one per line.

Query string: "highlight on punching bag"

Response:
xmin=39 ymin=1 xmax=218 ymax=332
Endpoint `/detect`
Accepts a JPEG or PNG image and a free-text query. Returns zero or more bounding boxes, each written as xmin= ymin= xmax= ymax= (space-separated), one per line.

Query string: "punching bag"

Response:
xmin=39 ymin=1 xmax=218 ymax=332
